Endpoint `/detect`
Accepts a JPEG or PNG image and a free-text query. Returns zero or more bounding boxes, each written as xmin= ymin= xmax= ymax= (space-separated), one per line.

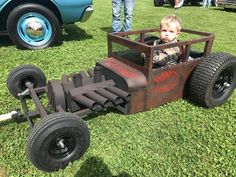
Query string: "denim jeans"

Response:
xmin=203 ymin=0 xmax=212 ymax=7
xmin=112 ymin=0 xmax=134 ymax=32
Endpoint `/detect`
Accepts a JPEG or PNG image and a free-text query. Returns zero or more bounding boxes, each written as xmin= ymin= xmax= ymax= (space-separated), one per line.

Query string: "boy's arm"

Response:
xmin=154 ymin=47 xmax=180 ymax=66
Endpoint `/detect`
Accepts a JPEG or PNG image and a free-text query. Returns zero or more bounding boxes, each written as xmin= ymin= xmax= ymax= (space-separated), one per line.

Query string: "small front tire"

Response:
xmin=27 ymin=112 xmax=90 ymax=172
xmin=7 ymin=64 xmax=46 ymax=98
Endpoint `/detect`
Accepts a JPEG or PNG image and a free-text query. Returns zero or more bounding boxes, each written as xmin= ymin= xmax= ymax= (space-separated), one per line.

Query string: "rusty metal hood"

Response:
xmin=98 ymin=58 xmax=147 ymax=90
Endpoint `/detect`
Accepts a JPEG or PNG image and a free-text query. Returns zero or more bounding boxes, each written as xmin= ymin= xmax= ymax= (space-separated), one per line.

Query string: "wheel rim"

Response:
xmin=17 ymin=12 xmax=52 ymax=47
xmin=18 ymin=77 xmax=36 ymax=91
xmin=49 ymin=136 xmax=76 ymax=159
xmin=212 ymin=67 xmax=233 ymax=98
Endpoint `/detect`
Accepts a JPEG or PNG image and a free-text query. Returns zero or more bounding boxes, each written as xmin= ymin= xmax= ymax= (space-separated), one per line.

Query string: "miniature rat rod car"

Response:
xmin=1 ymin=28 xmax=236 ymax=172
xmin=0 ymin=0 xmax=94 ymax=49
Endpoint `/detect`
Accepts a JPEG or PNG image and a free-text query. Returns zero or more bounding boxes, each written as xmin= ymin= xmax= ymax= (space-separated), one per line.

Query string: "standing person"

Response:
xmin=112 ymin=0 xmax=135 ymax=33
xmin=152 ymin=15 xmax=182 ymax=67
xmin=201 ymin=0 xmax=212 ymax=8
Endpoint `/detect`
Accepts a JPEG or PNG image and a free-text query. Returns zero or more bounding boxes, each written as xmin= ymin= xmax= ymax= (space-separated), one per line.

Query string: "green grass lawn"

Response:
xmin=0 ymin=0 xmax=236 ymax=176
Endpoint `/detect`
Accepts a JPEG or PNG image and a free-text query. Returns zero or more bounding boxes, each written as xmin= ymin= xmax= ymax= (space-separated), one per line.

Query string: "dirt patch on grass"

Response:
xmin=0 ymin=167 xmax=7 ymax=177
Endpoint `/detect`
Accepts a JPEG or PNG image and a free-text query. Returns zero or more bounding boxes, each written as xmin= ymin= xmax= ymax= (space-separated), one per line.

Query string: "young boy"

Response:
xmin=153 ymin=15 xmax=182 ymax=67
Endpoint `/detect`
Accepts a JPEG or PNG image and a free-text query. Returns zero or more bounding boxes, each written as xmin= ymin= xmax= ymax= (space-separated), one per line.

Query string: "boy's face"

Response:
xmin=160 ymin=23 xmax=180 ymax=43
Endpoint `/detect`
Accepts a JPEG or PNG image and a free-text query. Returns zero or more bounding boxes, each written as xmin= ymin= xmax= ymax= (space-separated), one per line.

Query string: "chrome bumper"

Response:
xmin=81 ymin=6 xmax=94 ymax=22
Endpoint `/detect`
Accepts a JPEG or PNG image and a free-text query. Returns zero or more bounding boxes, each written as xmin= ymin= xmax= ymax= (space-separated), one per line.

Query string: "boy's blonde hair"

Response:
xmin=160 ymin=15 xmax=182 ymax=32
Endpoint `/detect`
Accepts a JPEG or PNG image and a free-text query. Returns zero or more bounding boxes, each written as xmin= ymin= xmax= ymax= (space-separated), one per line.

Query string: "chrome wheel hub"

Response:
xmin=25 ymin=20 xmax=44 ymax=39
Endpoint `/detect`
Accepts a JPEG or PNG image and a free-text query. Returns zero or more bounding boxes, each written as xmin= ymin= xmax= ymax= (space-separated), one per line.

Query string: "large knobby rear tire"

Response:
xmin=27 ymin=112 xmax=90 ymax=172
xmin=135 ymin=34 xmax=159 ymax=45
xmin=189 ymin=52 xmax=236 ymax=108
xmin=7 ymin=64 xmax=46 ymax=98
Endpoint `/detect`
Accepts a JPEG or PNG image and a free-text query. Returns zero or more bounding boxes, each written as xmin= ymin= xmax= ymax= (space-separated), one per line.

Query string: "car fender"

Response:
xmin=51 ymin=0 xmax=93 ymax=24
xmin=0 ymin=0 xmax=11 ymax=12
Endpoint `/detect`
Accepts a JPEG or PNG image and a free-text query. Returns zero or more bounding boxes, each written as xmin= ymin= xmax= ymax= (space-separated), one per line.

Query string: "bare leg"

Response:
xmin=175 ymin=0 xmax=180 ymax=5
xmin=174 ymin=0 xmax=184 ymax=8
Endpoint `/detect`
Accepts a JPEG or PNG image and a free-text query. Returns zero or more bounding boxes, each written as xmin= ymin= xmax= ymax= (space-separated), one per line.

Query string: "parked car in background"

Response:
xmin=0 ymin=0 xmax=94 ymax=49
xmin=217 ymin=0 xmax=236 ymax=10
xmin=154 ymin=0 xmax=217 ymax=7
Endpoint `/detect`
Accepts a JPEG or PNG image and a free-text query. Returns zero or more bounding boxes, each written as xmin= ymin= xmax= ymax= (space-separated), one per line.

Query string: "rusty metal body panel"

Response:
xmin=146 ymin=59 xmax=201 ymax=109
xmin=98 ymin=57 xmax=148 ymax=113
xmin=97 ymin=56 xmax=202 ymax=114
xmin=98 ymin=57 xmax=147 ymax=89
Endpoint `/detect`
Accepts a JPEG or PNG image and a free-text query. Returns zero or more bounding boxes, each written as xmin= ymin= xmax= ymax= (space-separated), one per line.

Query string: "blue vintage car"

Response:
xmin=0 ymin=0 xmax=94 ymax=49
